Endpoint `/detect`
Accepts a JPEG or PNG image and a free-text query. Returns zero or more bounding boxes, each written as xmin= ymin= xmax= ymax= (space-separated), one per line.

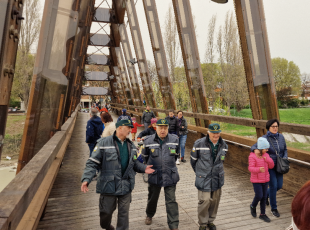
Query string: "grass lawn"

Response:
xmin=1 ymin=115 xmax=26 ymax=165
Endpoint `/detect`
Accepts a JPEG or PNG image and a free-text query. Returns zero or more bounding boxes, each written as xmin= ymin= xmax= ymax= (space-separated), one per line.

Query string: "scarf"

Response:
xmin=267 ymin=130 xmax=279 ymax=139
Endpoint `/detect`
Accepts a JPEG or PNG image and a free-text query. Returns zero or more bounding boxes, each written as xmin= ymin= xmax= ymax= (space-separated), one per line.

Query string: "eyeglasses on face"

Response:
xmin=270 ymin=126 xmax=278 ymax=128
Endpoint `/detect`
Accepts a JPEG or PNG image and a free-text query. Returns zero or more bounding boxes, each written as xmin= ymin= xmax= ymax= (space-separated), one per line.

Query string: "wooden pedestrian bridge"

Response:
xmin=0 ymin=105 xmax=310 ymax=230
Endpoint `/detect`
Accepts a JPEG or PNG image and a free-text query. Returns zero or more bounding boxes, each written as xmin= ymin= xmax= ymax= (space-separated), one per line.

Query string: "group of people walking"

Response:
xmin=81 ymin=105 xmax=306 ymax=230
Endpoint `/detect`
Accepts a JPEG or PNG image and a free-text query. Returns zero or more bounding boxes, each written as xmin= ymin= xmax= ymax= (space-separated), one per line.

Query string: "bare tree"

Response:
xmin=301 ymin=73 xmax=310 ymax=98
xmin=164 ymin=4 xmax=180 ymax=82
xmin=203 ymin=14 xmax=219 ymax=107
xmin=11 ymin=0 xmax=41 ymax=110
xmin=217 ymin=12 xmax=248 ymax=113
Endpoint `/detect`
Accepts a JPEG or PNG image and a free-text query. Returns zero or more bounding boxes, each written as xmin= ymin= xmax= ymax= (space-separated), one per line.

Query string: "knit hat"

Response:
xmin=131 ymin=117 xmax=136 ymax=121
xmin=151 ymin=118 xmax=157 ymax=124
xmin=122 ymin=108 xmax=126 ymax=113
xmin=257 ymin=137 xmax=270 ymax=150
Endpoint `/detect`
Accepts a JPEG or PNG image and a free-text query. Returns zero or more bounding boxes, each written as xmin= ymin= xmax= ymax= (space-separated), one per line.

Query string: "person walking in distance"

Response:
xmin=190 ymin=123 xmax=228 ymax=230
xmin=165 ymin=110 xmax=179 ymax=135
xmin=142 ymin=119 xmax=180 ymax=230
xmin=249 ymin=137 xmax=274 ymax=223
xmin=176 ymin=111 xmax=188 ymax=164
xmin=81 ymin=119 xmax=154 ymax=230
xmin=117 ymin=109 xmax=132 ymax=123
xmin=141 ymin=105 xmax=156 ymax=130
xmin=86 ymin=108 xmax=103 ymax=156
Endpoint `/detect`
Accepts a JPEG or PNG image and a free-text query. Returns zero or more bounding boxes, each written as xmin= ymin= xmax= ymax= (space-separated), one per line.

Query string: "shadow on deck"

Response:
xmin=37 ymin=112 xmax=292 ymax=230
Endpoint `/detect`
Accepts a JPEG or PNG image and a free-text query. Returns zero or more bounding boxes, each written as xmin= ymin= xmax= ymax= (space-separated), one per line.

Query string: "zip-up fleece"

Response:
xmin=81 ymin=131 xmax=146 ymax=195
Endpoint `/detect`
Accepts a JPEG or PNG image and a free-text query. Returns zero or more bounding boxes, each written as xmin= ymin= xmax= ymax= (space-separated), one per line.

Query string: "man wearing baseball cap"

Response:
xmin=81 ymin=119 xmax=154 ymax=230
xmin=142 ymin=119 xmax=180 ymax=230
xmin=190 ymin=123 xmax=228 ymax=230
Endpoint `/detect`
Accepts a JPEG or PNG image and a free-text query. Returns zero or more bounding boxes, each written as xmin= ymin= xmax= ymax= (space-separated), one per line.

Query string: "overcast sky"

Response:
xmin=39 ymin=0 xmax=310 ymax=74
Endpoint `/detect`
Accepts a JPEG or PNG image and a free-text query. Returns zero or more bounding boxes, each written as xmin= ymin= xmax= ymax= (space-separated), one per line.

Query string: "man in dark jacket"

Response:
xmin=142 ymin=105 xmax=156 ymax=130
xmin=142 ymin=119 xmax=180 ymax=230
xmin=81 ymin=120 xmax=154 ymax=230
xmin=117 ymin=108 xmax=133 ymax=123
xmin=165 ymin=110 xmax=179 ymax=135
xmin=190 ymin=123 xmax=228 ymax=230
xmin=86 ymin=108 xmax=103 ymax=156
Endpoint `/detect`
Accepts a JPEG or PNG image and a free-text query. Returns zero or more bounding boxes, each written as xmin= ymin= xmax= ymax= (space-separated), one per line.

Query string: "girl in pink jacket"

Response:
xmin=249 ymin=137 xmax=274 ymax=223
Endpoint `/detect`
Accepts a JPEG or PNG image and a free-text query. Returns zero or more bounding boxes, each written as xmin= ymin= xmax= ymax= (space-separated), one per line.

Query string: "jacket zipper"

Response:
xmin=274 ymin=137 xmax=280 ymax=155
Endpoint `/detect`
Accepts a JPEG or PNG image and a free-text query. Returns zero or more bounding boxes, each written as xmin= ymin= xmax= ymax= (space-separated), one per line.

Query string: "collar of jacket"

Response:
xmin=205 ymin=134 xmax=224 ymax=147
xmin=145 ymin=110 xmax=151 ymax=112
xmin=112 ymin=131 xmax=133 ymax=145
xmin=154 ymin=133 xmax=168 ymax=143
xmin=267 ymin=131 xmax=279 ymax=139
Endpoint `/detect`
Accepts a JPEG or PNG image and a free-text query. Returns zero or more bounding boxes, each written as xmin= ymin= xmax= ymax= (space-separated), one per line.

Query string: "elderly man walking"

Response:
xmin=190 ymin=123 xmax=228 ymax=230
xmin=142 ymin=119 xmax=180 ymax=230
xmin=81 ymin=120 xmax=154 ymax=230
xmin=141 ymin=105 xmax=156 ymax=130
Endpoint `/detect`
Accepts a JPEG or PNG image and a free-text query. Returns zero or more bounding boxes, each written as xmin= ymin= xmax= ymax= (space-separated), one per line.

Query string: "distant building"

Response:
xmin=80 ymin=95 xmax=92 ymax=108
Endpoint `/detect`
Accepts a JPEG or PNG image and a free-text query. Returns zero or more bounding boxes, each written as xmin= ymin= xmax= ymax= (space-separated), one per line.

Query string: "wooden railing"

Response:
xmin=0 ymin=106 xmax=79 ymax=230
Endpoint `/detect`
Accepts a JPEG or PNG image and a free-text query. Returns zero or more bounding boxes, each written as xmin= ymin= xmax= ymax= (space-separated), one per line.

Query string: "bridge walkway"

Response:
xmin=37 ymin=112 xmax=293 ymax=230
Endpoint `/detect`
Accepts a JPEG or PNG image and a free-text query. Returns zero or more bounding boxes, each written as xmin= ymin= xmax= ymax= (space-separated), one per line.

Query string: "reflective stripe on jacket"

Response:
xmin=142 ymin=133 xmax=180 ymax=187
xmin=81 ymin=132 xmax=146 ymax=195
xmin=190 ymin=135 xmax=228 ymax=192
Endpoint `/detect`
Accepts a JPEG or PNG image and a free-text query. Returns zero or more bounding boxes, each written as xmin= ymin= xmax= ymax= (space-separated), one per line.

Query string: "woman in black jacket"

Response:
xmin=137 ymin=118 xmax=157 ymax=140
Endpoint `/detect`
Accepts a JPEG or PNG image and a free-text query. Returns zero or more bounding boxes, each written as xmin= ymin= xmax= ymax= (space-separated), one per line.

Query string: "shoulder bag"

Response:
xmin=268 ymin=137 xmax=290 ymax=174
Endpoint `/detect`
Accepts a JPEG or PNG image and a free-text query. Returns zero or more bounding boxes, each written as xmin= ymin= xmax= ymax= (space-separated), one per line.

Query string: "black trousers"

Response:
xmin=146 ymin=184 xmax=179 ymax=229
xmin=99 ymin=193 xmax=131 ymax=230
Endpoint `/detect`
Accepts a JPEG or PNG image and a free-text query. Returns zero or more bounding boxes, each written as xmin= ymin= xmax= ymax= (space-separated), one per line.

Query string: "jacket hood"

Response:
xmin=90 ymin=116 xmax=102 ymax=126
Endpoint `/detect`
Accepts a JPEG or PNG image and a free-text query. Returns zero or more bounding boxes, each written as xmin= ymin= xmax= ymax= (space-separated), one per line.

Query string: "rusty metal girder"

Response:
xmin=112 ymin=0 xmax=126 ymax=24
xmin=0 ymin=0 xmax=24 ymax=159
xmin=118 ymin=24 xmax=143 ymax=107
xmin=115 ymin=46 xmax=135 ymax=106
xmin=17 ymin=0 xmax=90 ymax=173
xmin=63 ymin=0 xmax=94 ymax=123
xmin=126 ymin=0 xmax=157 ymax=110
xmin=172 ymin=0 xmax=210 ymax=127
xmin=234 ymin=0 xmax=279 ymax=137
xmin=142 ymin=0 xmax=176 ymax=110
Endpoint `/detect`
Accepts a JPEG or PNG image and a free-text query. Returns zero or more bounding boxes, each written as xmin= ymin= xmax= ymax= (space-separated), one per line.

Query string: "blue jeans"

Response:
xmin=179 ymin=135 xmax=187 ymax=158
xmin=144 ymin=123 xmax=150 ymax=130
xmin=252 ymin=183 xmax=268 ymax=215
xmin=268 ymin=168 xmax=283 ymax=210
xmin=88 ymin=143 xmax=96 ymax=157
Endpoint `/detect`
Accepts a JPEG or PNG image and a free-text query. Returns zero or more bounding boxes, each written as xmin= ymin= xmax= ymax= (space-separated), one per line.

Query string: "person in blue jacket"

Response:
xmin=86 ymin=108 xmax=103 ymax=156
xmin=117 ymin=108 xmax=133 ymax=123
xmin=251 ymin=118 xmax=288 ymax=218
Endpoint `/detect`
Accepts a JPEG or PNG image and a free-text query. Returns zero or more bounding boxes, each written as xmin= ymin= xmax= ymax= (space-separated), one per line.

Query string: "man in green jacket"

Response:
xmin=81 ymin=119 xmax=154 ymax=230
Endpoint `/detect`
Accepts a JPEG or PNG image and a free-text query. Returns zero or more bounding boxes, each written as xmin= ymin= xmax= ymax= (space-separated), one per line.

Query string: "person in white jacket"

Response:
xmin=100 ymin=112 xmax=116 ymax=137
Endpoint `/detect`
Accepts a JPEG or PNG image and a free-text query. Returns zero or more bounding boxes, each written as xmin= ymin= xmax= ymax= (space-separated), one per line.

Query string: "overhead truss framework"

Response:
xmin=0 ymin=0 xmax=281 ymax=165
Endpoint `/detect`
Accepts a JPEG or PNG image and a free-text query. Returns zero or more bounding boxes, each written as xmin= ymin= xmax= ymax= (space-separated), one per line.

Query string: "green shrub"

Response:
xmin=287 ymin=98 xmax=300 ymax=108
xmin=300 ymin=99 xmax=309 ymax=106
xmin=9 ymin=99 xmax=20 ymax=108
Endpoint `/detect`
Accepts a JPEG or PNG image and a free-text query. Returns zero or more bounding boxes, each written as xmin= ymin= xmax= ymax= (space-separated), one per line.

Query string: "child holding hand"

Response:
xmin=249 ymin=137 xmax=274 ymax=223
xmin=131 ymin=117 xmax=144 ymax=141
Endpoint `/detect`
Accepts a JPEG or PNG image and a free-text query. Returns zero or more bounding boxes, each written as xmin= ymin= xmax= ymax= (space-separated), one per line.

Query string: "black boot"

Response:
xmin=266 ymin=196 xmax=269 ymax=206
xmin=181 ymin=157 xmax=186 ymax=163
xmin=250 ymin=205 xmax=257 ymax=217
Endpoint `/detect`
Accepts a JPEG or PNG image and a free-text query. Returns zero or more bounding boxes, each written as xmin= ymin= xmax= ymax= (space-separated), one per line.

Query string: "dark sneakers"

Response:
xmin=181 ymin=157 xmax=187 ymax=163
xmin=208 ymin=223 xmax=217 ymax=230
xmin=199 ymin=226 xmax=207 ymax=230
xmin=106 ymin=225 xmax=115 ymax=230
xmin=259 ymin=214 xmax=271 ymax=222
xmin=250 ymin=205 xmax=257 ymax=217
xmin=271 ymin=209 xmax=280 ymax=217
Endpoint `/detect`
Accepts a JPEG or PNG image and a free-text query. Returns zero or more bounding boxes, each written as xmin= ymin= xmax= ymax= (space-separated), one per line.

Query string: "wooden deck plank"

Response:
xmin=37 ymin=112 xmax=293 ymax=230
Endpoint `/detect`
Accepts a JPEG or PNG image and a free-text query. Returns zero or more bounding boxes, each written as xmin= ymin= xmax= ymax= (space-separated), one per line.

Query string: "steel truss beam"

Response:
xmin=0 ymin=0 xmax=24 ymax=158
xmin=126 ymin=0 xmax=157 ymax=109
xmin=118 ymin=24 xmax=143 ymax=107
xmin=234 ymin=0 xmax=279 ymax=137
xmin=172 ymin=0 xmax=210 ymax=127
xmin=142 ymin=0 xmax=176 ymax=110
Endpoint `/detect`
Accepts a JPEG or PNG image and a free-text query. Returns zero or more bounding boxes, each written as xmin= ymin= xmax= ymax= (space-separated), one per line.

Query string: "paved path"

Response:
xmin=38 ymin=112 xmax=293 ymax=230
